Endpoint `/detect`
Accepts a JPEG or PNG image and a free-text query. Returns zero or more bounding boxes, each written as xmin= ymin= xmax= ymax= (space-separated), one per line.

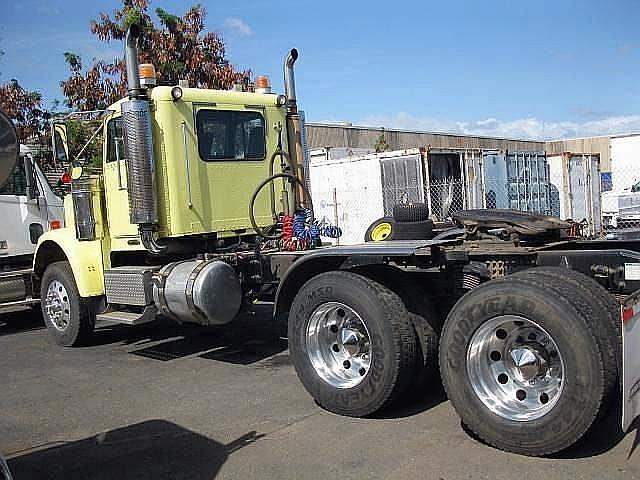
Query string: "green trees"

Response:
xmin=61 ymin=0 xmax=250 ymax=111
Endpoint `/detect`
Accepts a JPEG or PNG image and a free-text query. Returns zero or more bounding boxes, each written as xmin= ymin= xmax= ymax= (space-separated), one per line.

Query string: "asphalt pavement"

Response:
xmin=1 ymin=305 xmax=639 ymax=480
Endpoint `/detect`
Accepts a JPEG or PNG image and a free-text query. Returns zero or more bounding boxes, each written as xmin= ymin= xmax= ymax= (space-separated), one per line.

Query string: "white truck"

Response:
xmin=0 ymin=111 xmax=64 ymax=314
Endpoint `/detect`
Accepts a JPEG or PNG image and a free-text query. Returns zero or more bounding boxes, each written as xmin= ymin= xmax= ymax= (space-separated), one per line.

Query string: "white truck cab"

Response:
xmin=0 ymin=145 xmax=64 ymax=258
xmin=0 ymin=115 xmax=64 ymax=313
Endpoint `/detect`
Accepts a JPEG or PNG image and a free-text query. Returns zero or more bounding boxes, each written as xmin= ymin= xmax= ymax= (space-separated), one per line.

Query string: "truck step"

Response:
xmin=0 ymin=268 xmax=32 ymax=279
xmin=96 ymin=309 xmax=156 ymax=326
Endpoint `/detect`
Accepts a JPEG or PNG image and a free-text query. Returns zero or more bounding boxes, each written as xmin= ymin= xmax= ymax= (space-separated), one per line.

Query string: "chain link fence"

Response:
xmin=310 ymin=149 xmax=640 ymax=245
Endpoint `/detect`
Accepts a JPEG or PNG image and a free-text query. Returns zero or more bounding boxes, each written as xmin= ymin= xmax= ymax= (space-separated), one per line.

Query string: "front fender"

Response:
xmin=33 ymin=227 xmax=105 ymax=297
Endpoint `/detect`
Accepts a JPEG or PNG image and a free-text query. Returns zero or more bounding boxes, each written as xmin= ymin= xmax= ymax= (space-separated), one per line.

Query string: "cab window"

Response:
xmin=196 ymin=110 xmax=266 ymax=161
xmin=106 ymin=117 xmax=125 ymax=163
xmin=0 ymin=160 xmax=27 ymax=195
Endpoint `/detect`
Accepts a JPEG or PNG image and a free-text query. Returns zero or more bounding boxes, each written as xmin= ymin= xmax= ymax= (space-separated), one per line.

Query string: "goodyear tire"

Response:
xmin=393 ymin=203 xmax=429 ymax=223
xmin=288 ymin=271 xmax=417 ymax=417
xmin=349 ymin=264 xmax=441 ymax=389
xmin=41 ymin=261 xmax=95 ymax=347
xmin=440 ymin=276 xmax=606 ymax=456
xmin=513 ymin=267 xmax=620 ymax=413
xmin=364 ymin=217 xmax=396 ymax=242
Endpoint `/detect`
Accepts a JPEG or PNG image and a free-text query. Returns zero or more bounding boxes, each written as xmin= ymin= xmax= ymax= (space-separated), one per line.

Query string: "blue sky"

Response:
xmin=2 ymin=0 xmax=639 ymax=139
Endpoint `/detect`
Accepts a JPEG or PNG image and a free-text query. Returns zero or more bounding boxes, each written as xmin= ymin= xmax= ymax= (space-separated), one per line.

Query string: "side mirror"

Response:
xmin=0 ymin=110 xmax=19 ymax=190
xmin=51 ymin=123 xmax=69 ymax=165
xmin=24 ymin=155 xmax=38 ymax=201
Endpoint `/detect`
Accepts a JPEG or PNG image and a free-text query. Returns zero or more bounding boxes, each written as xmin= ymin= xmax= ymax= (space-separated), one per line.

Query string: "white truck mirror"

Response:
xmin=24 ymin=155 xmax=38 ymax=201
xmin=0 ymin=110 xmax=19 ymax=190
xmin=51 ymin=123 xmax=69 ymax=165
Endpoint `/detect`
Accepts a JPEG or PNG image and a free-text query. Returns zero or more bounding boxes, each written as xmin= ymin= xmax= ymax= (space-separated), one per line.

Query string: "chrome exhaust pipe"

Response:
xmin=125 ymin=25 xmax=144 ymax=98
xmin=122 ymin=25 xmax=167 ymax=254
xmin=284 ymin=48 xmax=298 ymax=113
xmin=283 ymin=48 xmax=307 ymax=208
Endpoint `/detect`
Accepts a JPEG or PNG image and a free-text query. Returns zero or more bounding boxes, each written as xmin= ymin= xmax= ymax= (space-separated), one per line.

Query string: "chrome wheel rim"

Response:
xmin=45 ymin=280 xmax=71 ymax=331
xmin=466 ymin=315 xmax=565 ymax=421
xmin=306 ymin=302 xmax=372 ymax=389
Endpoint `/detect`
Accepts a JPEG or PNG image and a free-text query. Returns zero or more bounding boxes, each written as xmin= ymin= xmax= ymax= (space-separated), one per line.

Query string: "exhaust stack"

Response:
xmin=125 ymin=25 xmax=144 ymax=98
xmin=283 ymin=48 xmax=307 ymax=208
xmin=284 ymin=48 xmax=299 ymax=113
xmin=121 ymin=25 xmax=165 ymax=253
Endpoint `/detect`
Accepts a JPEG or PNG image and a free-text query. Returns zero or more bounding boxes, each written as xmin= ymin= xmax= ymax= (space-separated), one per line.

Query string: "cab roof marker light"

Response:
xmin=255 ymin=75 xmax=272 ymax=94
xmin=171 ymin=86 xmax=183 ymax=101
xmin=139 ymin=63 xmax=157 ymax=87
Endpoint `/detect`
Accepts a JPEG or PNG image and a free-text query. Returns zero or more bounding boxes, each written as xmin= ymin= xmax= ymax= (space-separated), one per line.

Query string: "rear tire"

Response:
xmin=440 ymin=276 xmax=606 ymax=456
xmin=348 ymin=265 xmax=441 ymax=389
xmin=288 ymin=271 xmax=417 ymax=416
xmin=41 ymin=261 xmax=95 ymax=347
xmin=513 ymin=267 xmax=620 ymax=409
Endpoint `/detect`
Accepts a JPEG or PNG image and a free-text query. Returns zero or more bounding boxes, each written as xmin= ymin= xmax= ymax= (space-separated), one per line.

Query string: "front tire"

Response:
xmin=41 ymin=261 xmax=95 ymax=347
xmin=440 ymin=276 xmax=606 ymax=456
xmin=288 ymin=271 xmax=417 ymax=417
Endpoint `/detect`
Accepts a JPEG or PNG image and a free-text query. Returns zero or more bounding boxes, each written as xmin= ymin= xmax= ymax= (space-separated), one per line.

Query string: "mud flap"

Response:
xmin=623 ymin=290 xmax=640 ymax=431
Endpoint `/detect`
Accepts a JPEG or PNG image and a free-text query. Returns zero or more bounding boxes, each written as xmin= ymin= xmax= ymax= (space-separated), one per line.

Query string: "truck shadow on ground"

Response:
xmin=89 ymin=303 xmax=289 ymax=366
xmin=7 ymin=420 xmax=263 ymax=480
xmin=0 ymin=308 xmax=44 ymax=336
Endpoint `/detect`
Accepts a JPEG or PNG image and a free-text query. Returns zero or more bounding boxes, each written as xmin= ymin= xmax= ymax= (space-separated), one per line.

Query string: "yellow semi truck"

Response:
xmin=8 ymin=25 xmax=640 ymax=456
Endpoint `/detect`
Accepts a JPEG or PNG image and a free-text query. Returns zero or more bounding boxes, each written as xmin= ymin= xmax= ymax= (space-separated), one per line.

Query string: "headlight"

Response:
xmin=277 ymin=95 xmax=287 ymax=107
xmin=171 ymin=86 xmax=183 ymax=101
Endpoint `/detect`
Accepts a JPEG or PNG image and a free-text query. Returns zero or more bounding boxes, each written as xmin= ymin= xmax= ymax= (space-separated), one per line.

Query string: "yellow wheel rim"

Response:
xmin=370 ymin=222 xmax=392 ymax=241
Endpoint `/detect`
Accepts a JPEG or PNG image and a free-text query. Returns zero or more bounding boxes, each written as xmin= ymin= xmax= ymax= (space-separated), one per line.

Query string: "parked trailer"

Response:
xmin=425 ymin=148 xmax=485 ymax=219
xmin=309 ymin=148 xmax=423 ymax=244
xmin=481 ymin=150 xmax=552 ymax=214
xmin=15 ymin=26 xmax=640 ymax=459
xmin=547 ymin=152 xmax=601 ymax=236
xmin=602 ymin=134 xmax=640 ymax=232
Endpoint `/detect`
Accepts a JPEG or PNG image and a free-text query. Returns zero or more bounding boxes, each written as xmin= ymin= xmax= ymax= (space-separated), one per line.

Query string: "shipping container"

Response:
xmin=425 ymin=149 xmax=552 ymax=219
xmin=547 ymin=153 xmax=601 ymax=235
xmin=601 ymin=135 xmax=640 ymax=225
xmin=309 ymin=149 xmax=422 ymax=245
xmin=308 ymin=147 xmax=376 ymax=164
xmin=424 ymin=148 xmax=484 ymax=219
xmin=482 ymin=151 xmax=552 ymax=215
xmin=309 ymin=147 xmax=601 ymax=244
xmin=380 ymin=152 xmax=425 ymax=215
xmin=610 ymin=134 xmax=640 ymax=192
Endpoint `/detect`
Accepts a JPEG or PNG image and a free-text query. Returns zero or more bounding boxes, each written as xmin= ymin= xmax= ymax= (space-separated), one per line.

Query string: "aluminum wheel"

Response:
xmin=306 ymin=302 xmax=372 ymax=389
xmin=44 ymin=279 xmax=71 ymax=332
xmin=466 ymin=315 xmax=565 ymax=421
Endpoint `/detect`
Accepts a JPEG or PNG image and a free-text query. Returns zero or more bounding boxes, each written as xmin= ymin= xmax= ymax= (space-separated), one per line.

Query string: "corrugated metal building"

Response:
xmin=306 ymin=123 xmax=544 ymax=152
xmin=306 ymin=123 xmax=621 ymax=173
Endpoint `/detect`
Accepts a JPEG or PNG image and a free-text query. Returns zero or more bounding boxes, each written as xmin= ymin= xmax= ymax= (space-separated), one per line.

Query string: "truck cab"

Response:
xmin=0 ymin=145 xmax=64 ymax=259
xmin=0 ymin=129 xmax=64 ymax=313
xmin=31 ymin=25 xmax=304 ymax=342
